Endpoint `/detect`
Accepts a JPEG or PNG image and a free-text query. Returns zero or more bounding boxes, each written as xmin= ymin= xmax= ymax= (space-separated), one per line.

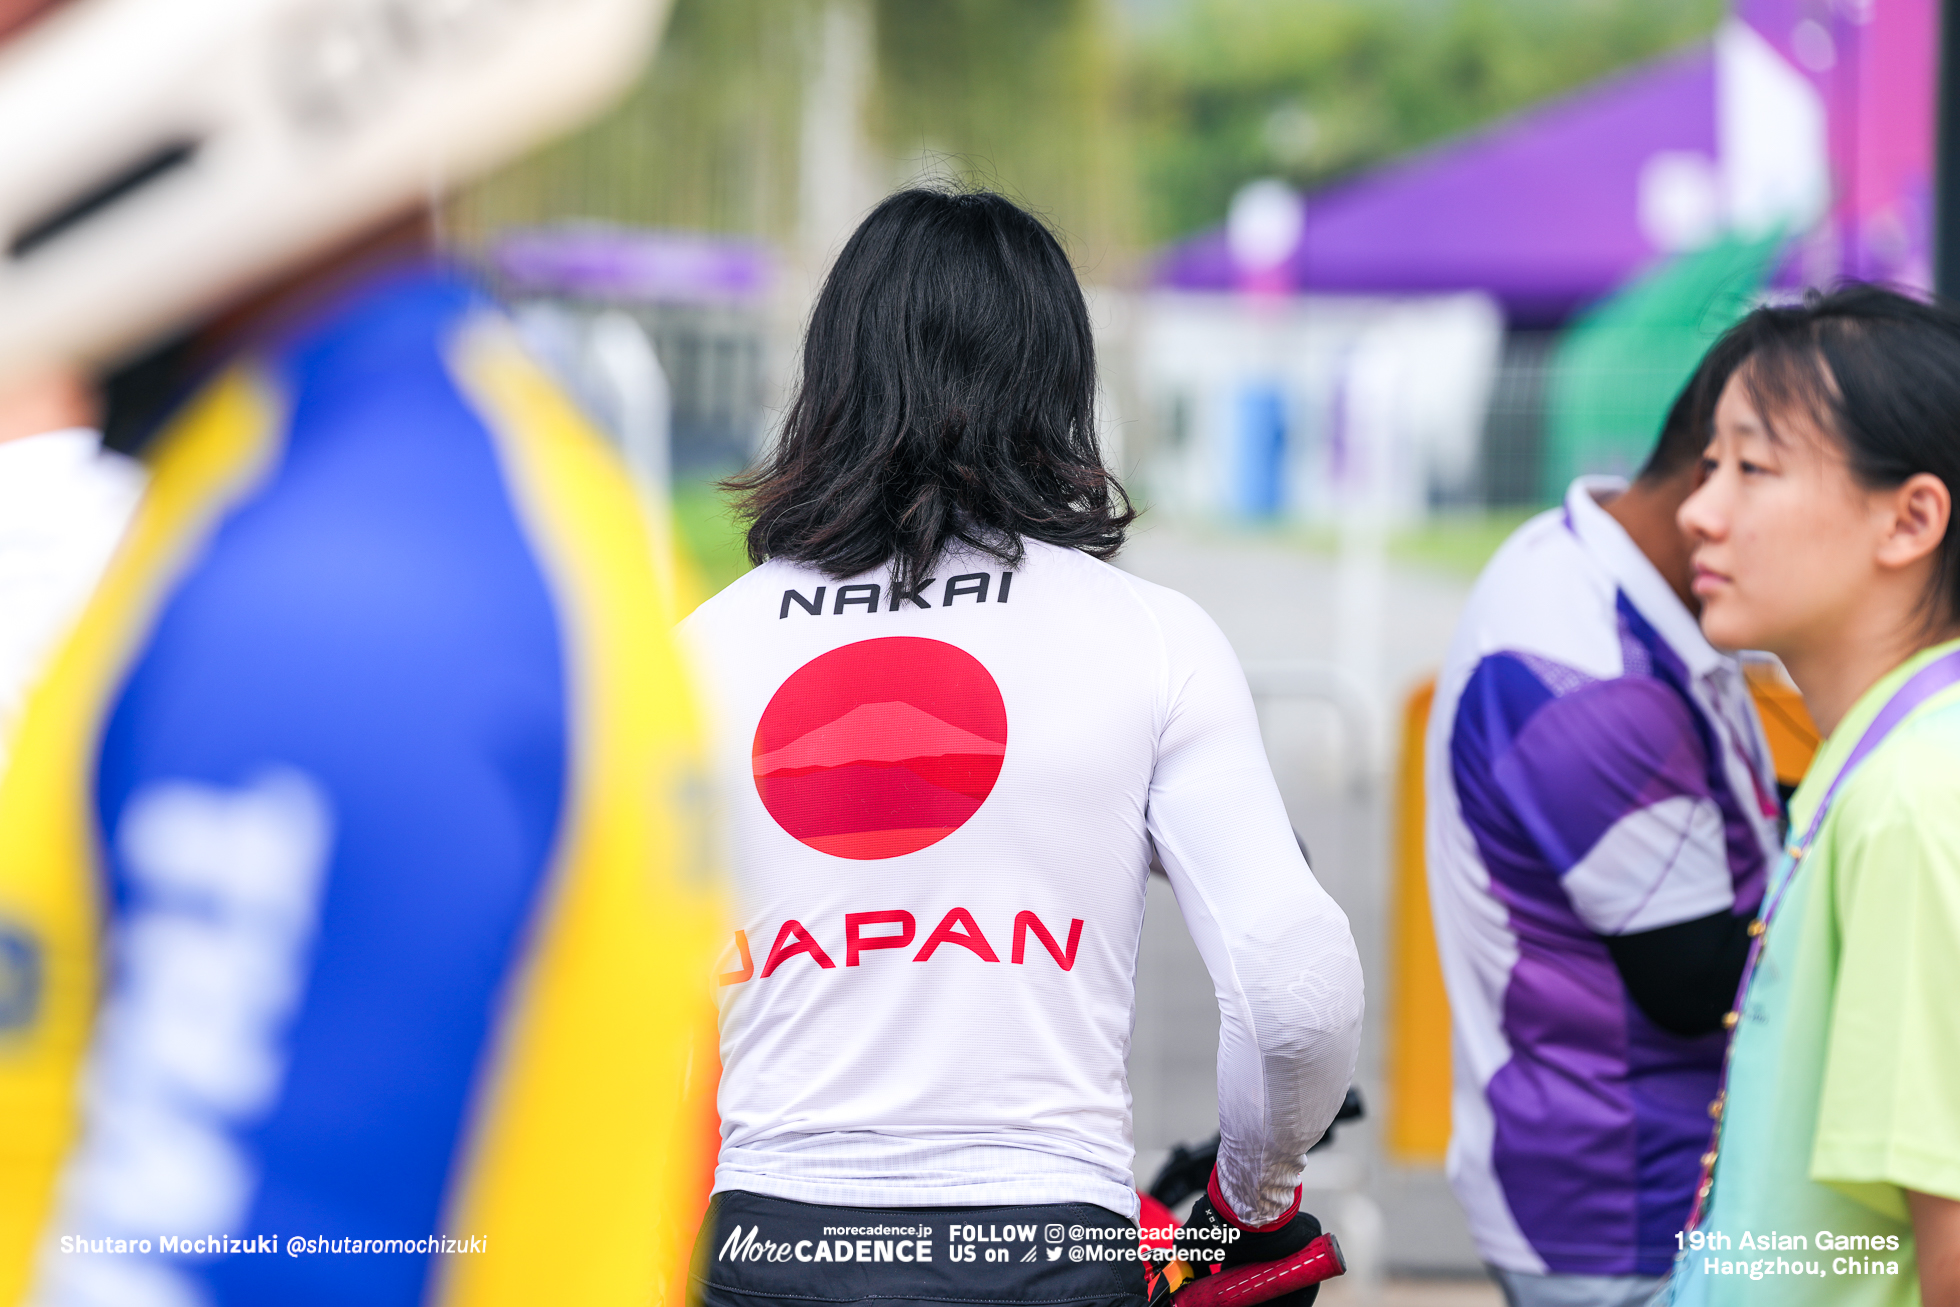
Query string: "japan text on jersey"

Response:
xmin=724 ymin=628 xmax=1073 ymax=984
xmin=683 ymin=540 xmax=1364 ymax=1222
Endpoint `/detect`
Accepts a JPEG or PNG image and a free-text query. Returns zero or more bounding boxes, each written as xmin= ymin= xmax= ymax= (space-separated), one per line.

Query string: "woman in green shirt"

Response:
xmin=1669 ymin=285 xmax=1960 ymax=1307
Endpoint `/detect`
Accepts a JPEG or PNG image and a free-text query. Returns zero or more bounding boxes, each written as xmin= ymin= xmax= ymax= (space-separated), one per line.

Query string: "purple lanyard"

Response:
xmin=1685 ymin=645 xmax=1960 ymax=1230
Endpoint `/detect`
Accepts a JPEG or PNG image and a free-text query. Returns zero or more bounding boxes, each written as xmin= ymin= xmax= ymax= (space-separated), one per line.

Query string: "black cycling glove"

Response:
xmin=1173 ymin=1172 xmax=1324 ymax=1307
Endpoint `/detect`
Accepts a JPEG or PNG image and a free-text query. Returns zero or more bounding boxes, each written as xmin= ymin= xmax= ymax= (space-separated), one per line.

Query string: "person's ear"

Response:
xmin=1875 ymin=472 xmax=1952 ymax=571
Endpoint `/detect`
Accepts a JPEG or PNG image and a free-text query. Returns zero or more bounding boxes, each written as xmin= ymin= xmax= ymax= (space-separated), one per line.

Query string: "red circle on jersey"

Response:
xmin=753 ymin=637 xmax=1008 ymax=859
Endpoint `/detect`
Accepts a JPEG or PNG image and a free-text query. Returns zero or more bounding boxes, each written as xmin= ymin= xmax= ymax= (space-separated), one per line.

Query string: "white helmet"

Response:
xmin=0 ymin=0 xmax=671 ymax=389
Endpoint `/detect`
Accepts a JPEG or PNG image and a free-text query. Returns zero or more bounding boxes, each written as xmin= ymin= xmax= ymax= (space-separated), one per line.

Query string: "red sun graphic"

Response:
xmin=753 ymin=637 xmax=1008 ymax=859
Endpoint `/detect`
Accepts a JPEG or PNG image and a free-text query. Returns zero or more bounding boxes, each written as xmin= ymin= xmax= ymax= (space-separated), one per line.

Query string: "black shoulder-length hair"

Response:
xmin=727 ymin=187 xmax=1134 ymax=593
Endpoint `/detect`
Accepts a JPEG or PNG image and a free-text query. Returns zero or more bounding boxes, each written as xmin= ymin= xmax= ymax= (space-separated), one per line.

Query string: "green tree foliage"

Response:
xmin=454 ymin=0 xmax=818 ymax=244
xmin=457 ymin=0 xmax=1125 ymax=262
xmin=875 ymin=0 xmax=1128 ymax=265
xmin=1128 ymin=0 xmax=1726 ymax=243
xmin=456 ymin=0 xmax=1728 ymax=268
xmin=1541 ymin=231 xmax=1780 ymax=497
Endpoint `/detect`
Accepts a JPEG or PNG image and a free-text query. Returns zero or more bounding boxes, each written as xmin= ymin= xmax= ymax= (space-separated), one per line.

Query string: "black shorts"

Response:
xmin=693 ymin=1191 xmax=1150 ymax=1307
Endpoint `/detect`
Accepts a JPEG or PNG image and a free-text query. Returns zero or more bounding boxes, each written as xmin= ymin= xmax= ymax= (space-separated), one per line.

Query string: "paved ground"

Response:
xmin=1334 ymin=1280 xmax=1504 ymax=1307
xmin=1117 ymin=518 xmax=1490 ymax=1293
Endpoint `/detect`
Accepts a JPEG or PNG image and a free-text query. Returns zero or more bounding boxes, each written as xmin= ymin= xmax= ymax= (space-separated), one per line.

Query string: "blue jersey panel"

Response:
xmin=93 ymin=271 xmax=569 ymax=1307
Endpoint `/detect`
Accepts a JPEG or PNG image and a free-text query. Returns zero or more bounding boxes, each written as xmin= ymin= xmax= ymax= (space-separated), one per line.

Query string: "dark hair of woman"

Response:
xmin=1714 ymin=282 xmax=1960 ymax=628
xmin=727 ymin=188 xmax=1134 ymax=594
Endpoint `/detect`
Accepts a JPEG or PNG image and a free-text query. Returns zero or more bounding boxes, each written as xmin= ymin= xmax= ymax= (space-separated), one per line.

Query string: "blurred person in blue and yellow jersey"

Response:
xmin=0 ymin=2 xmax=723 ymax=1306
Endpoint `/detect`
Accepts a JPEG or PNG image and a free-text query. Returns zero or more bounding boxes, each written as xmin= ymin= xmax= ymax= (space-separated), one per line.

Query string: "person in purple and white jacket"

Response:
xmin=1425 ymin=337 xmax=1783 ymax=1307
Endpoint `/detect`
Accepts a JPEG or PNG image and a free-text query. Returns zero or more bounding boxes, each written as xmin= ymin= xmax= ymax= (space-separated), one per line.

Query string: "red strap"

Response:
xmin=1206 ymin=1169 xmax=1302 ymax=1233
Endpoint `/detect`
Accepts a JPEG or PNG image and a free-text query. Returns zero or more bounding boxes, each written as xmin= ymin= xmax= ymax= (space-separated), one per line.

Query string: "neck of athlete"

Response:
xmin=1604 ymin=466 xmax=1700 ymax=614
xmin=0 ymin=366 xmax=96 ymax=444
xmin=1775 ymin=594 xmax=1960 ymax=741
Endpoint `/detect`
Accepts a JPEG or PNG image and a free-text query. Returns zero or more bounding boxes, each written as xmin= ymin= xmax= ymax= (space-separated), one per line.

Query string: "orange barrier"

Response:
xmin=1745 ymin=661 xmax=1819 ymax=789
xmin=1386 ymin=677 xmax=1451 ymax=1164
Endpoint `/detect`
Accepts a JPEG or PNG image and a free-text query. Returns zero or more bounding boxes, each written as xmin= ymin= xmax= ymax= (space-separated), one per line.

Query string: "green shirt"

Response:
xmin=1670 ymin=638 xmax=1960 ymax=1307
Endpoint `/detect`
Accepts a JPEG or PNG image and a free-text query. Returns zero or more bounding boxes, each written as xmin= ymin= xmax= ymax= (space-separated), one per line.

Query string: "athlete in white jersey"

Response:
xmin=681 ymin=189 xmax=1363 ymax=1307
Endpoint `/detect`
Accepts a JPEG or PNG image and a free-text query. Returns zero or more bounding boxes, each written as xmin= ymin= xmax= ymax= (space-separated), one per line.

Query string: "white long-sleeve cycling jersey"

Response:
xmin=679 ymin=539 xmax=1364 ymax=1223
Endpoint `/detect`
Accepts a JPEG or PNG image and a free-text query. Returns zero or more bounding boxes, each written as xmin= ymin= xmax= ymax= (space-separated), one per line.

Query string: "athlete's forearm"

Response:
xmin=1142 ymin=587 xmax=1365 ymax=1224
xmin=1163 ymin=838 xmax=1363 ymax=1223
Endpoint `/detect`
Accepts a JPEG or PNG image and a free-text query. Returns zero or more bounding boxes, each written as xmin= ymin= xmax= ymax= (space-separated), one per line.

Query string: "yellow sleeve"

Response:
xmin=1812 ymin=736 xmax=1960 ymax=1218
